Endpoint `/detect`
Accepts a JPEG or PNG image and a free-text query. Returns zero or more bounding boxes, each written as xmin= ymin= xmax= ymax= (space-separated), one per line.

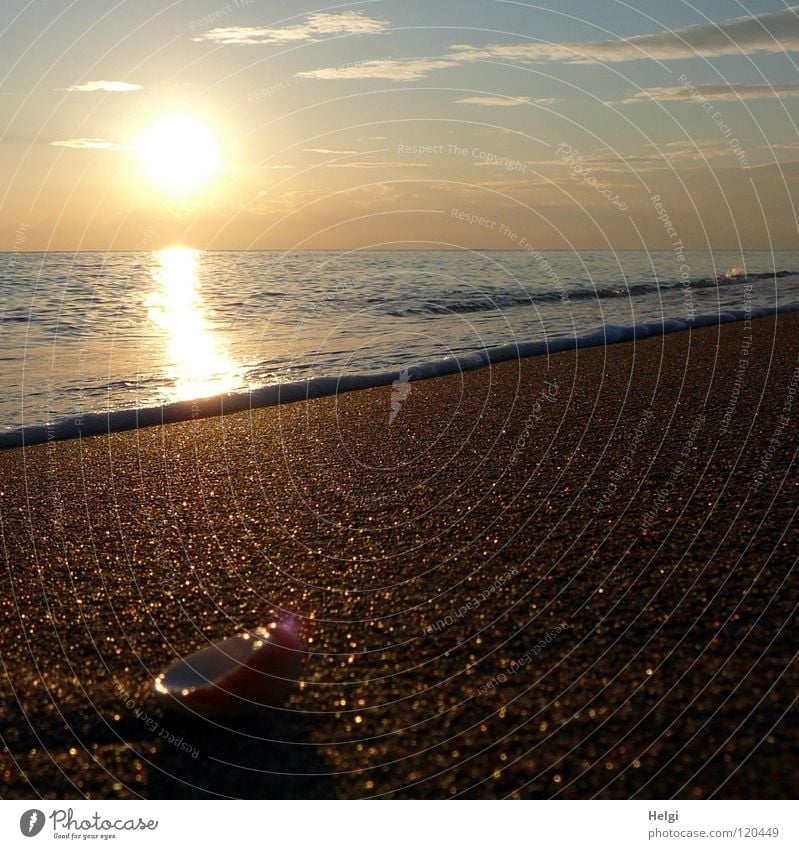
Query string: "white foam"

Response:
xmin=3 ymin=302 xmax=797 ymax=450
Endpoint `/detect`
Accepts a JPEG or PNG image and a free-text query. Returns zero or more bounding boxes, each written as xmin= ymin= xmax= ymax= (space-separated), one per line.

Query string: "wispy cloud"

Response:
xmin=60 ymin=80 xmax=141 ymax=92
xmin=299 ymin=57 xmax=459 ymax=81
xmin=194 ymin=11 xmax=389 ymax=45
xmin=325 ymin=160 xmax=430 ymax=168
xmin=302 ymin=6 xmax=799 ymax=82
xmin=618 ymin=81 xmax=799 ymax=104
xmin=554 ymin=142 xmax=742 ymax=172
xmin=455 ymin=95 xmax=557 ymax=106
xmin=51 ymin=138 xmax=121 ymax=149
xmin=304 ymin=147 xmax=361 ymax=155
xmin=455 ymin=5 xmax=799 ymax=65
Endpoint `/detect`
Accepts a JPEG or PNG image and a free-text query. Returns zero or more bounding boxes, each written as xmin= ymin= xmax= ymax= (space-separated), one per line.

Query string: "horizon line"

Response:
xmin=3 ymin=246 xmax=798 ymax=255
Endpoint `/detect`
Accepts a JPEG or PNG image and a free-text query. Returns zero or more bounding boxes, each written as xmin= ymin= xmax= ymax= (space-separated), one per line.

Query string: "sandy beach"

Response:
xmin=1 ymin=312 xmax=797 ymax=800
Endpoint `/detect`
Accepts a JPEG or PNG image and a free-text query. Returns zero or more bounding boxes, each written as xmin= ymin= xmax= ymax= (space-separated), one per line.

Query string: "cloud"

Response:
xmin=60 ymin=80 xmax=141 ymax=92
xmin=455 ymin=95 xmax=557 ymax=106
xmin=50 ymin=138 xmax=121 ymax=149
xmin=298 ymin=57 xmax=459 ymax=81
xmin=554 ymin=143 xmax=742 ymax=172
xmin=455 ymin=5 xmax=799 ymax=65
xmin=304 ymin=147 xmax=360 ymax=155
xmin=325 ymin=160 xmax=430 ymax=168
xmin=194 ymin=11 xmax=389 ymax=45
xmin=302 ymin=6 xmax=799 ymax=82
xmin=618 ymin=81 xmax=799 ymax=104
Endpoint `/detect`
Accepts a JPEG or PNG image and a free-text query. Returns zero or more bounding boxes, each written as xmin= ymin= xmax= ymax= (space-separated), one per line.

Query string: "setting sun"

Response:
xmin=134 ymin=114 xmax=219 ymax=193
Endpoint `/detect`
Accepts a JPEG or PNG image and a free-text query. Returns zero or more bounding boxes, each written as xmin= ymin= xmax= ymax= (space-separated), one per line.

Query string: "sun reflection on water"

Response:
xmin=147 ymin=247 xmax=239 ymax=400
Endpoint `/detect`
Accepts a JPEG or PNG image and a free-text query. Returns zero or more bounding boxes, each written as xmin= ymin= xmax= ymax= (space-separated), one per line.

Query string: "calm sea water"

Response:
xmin=2 ymin=248 xmax=798 ymax=439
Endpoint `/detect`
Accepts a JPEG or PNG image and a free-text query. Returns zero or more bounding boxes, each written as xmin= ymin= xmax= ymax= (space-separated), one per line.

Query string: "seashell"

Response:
xmin=154 ymin=619 xmax=301 ymax=716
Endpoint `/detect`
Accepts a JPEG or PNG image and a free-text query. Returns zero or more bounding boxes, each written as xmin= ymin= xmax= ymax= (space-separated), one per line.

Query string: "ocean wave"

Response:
xmin=384 ymin=270 xmax=796 ymax=317
xmin=3 ymin=300 xmax=797 ymax=451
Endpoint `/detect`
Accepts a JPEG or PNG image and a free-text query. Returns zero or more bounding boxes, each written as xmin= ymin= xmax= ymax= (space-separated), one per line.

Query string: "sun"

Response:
xmin=134 ymin=114 xmax=219 ymax=193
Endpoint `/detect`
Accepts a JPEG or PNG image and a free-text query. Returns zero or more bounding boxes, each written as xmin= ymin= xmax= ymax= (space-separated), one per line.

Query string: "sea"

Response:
xmin=2 ymin=247 xmax=798 ymax=447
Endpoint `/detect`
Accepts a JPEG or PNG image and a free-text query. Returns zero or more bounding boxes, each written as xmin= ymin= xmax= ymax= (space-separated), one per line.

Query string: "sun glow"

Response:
xmin=147 ymin=247 xmax=239 ymax=399
xmin=134 ymin=114 xmax=219 ymax=193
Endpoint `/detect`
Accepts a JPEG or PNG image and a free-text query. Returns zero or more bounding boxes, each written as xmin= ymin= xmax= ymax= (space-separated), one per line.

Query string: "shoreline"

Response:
xmin=3 ymin=302 xmax=798 ymax=451
xmin=1 ymin=310 xmax=797 ymax=799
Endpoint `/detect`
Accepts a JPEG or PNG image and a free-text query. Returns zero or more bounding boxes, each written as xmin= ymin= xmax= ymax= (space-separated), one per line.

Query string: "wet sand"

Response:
xmin=1 ymin=312 xmax=797 ymax=799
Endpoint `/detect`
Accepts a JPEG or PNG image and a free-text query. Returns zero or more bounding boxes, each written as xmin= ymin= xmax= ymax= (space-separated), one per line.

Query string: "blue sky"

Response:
xmin=2 ymin=1 xmax=799 ymax=249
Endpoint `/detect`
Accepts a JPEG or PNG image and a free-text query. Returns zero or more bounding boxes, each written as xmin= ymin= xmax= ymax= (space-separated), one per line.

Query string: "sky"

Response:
xmin=2 ymin=0 xmax=799 ymax=250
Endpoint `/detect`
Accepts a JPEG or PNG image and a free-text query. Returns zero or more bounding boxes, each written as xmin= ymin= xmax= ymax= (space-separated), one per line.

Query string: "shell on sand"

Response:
xmin=154 ymin=619 xmax=302 ymax=716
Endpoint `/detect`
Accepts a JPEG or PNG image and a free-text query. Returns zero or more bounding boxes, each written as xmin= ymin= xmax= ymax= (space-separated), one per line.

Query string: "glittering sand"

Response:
xmin=1 ymin=313 xmax=797 ymax=799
